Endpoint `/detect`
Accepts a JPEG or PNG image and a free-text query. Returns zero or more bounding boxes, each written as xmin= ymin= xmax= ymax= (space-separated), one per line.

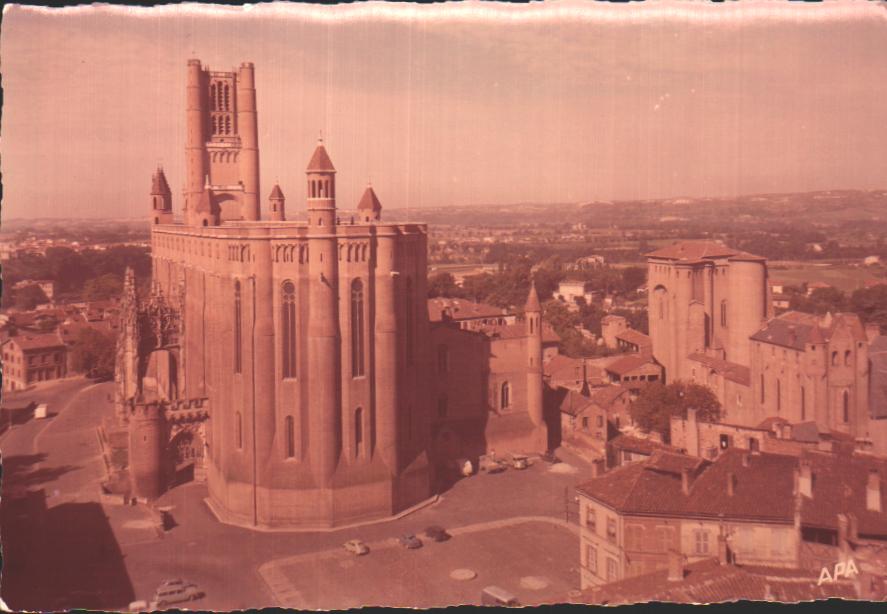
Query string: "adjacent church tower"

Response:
xmin=183 ymin=59 xmax=261 ymax=226
xmin=150 ymin=167 xmax=174 ymax=225
xmin=525 ymin=283 xmax=548 ymax=451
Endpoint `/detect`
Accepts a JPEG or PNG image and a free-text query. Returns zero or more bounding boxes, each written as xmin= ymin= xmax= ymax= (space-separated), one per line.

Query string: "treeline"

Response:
xmin=1 ymin=245 xmax=151 ymax=309
xmin=789 ymin=285 xmax=887 ymax=333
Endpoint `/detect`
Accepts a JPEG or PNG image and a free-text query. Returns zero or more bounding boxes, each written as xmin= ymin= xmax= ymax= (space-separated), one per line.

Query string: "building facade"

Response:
xmin=1 ymin=333 xmax=67 ymax=391
xmin=118 ymin=60 xmax=433 ymax=529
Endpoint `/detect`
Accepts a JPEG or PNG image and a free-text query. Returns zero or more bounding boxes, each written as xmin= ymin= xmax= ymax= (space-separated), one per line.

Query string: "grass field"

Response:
xmin=769 ymin=262 xmax=884 ymax=292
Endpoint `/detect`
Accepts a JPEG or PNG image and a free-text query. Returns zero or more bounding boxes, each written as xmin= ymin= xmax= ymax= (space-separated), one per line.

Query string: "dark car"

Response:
xmin=424 ymin=526 xmax=451 ymax=542
xmin=399 ymin=534 xmax=423 ymax=549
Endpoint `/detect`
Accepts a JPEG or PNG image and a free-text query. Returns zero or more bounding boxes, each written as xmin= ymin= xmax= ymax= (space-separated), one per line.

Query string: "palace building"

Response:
xmin=118 ymin=60 xmax=435 ymax=529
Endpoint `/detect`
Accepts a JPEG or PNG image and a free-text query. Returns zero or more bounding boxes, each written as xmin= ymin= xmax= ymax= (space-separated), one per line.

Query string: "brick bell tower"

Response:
xmin=184 ymin=59 xmax=261 ymax=226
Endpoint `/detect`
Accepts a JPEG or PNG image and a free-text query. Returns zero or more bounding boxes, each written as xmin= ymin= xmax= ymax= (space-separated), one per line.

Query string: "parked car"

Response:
xmin=344 ymin=539 xmax=369 ymax=555
xmin=399 ymin=534 xmax=423 ymax=549
xmin=481 ymin=585 xmax=520 ymax=607
xmin=424 ymin=526 xmax=451 ymax=542
xmin=486 ymin=461 xmax=507 ymax=474
xmin=511 ymin=455 xmax=529 ymax=470
xmin=152 ymin=581 xmax=203 ymax=607
xmin=157 ymin=578 xmax=187 ymax=590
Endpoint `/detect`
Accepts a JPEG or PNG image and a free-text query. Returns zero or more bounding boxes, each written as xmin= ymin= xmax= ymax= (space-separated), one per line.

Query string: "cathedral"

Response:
xmin=120 ymin=59 xmax=437 ymax=529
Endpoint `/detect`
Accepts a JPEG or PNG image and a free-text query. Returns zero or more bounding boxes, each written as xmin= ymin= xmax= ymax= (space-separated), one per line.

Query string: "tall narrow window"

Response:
xmin=405 ymin=278 xmax=415 ymax=366
xmin=720 ymin=300 xmax=728 ymax=327
xmin=282 ymin=281 xmax=297 ymax=378
xmin=355 ymin=407 xmax=364 ymax=456
xmin=438 ymin=394 xmax=448 ymax=419
xmin=760 ymin=374 xmax=765 ymax=404
xmin=801 ymin=386 xmax=806 ymax=421
xmin=285 ymin=415 xmax=295 ymax=458
xmin=351 ymin=279 xmax=365 ymax=377
xmin=369 ymin=407 xmax=376 ymax=455
xmin=844 ymin=350 xmax=851 ymax=366
xmin=843 ymin=391 xmax=850 ymax=423
xmin=529 ymin=316 xmax=535 ymax=335
xmin=234 ymin=280 xmax=242 ymax=374
xmin=501 ymin=381 xmax=511 ymax=410
xmin=235 ymin=411 xmax=243 ymax=449
xmin=777 ymin=379 xmax=782 ymax=412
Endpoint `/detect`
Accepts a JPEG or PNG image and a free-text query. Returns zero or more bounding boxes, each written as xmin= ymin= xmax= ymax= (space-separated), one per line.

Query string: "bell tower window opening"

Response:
xmin=351 ymin=279 xmax=366 ymax=377
xmin=282 ymin=281 xmax=297 ymax=379
xmin=285 ymin=416 xmax=295 ymax=458
xmin=843 ymin=390 xmax=850 ymax=423
xmin=501 ymin=381 xmax=511 ymax=410
xmin=354 ymin=407 xmax=364 ymax=457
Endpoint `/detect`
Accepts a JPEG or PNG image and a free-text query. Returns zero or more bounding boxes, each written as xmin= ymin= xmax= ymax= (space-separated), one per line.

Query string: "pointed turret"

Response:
xmin=357 ymin=184 xmax=383 ymax=222
xmin=150 ymin=167 xmax=173 ymax=225
xmin=525 ymin=281 xmax=541 ymax=313
xmin=306 ymin=138 xmax=337 ymax=230
xmin=268 ymin=183 xmax=286 ymax=221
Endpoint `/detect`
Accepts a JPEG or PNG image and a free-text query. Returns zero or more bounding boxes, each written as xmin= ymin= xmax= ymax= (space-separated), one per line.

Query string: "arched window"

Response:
xmin=405 ymin=278 xmax=415 ymax=366
xmin=355 ymin=407 xmax=364 ymax=456
xmin=801 ymin=386 xmax=806 ymax=421
xmin=285 ymin=415 xmax=295 ymax=458
xmin=235 ymin=411 xmax=243 ymax=449
xmin=844 ymin=350 xmax=851 ymax=366
xmin=281 ymin=281 xmax=297 ymax=378
xmin=720 ymin=300 xmax=728 ymax=328
xmin=843 ymin=391 xmax=850 ymax=423
xmin=529 ymin=316 xmax=535 ymax=335
xmin=223 ymin=83 xmax=230 ymax=111
xmin=501 ymin=381 xmax=511 ymax=410
xmin=831 ymin=351 xmax=838 ymax=366
xmin=234 ymin=280 xmax=242 ymax=374
xmin=654 ymin=286 xmax=668 ymax=320
xmin=225 ymin=115 xmax=232 ymax=135
xmin=351 ymin=279 xmax=365 ymax=377
xmin=437 ymin=345 xmax=449 ymax=373
xmin=438 ymin=394 xmax=448 ymax=419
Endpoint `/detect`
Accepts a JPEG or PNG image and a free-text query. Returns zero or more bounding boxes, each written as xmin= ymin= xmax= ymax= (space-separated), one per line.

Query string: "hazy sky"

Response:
xmin=2 ymin=1 xmax=887 ymax=219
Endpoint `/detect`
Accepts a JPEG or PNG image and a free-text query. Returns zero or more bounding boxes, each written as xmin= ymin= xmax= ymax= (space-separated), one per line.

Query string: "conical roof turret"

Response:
xmin=357 ymin=184 xmax=382 ymax=212
xmin=151 ymin=167 xmax=171 ymax=195
xmin=525 ymin=282 xmax=541 ymax=312
xmin=307 ymin=139 xmax=336 ymax=173
xmin=269 ymin=184 xmax=285 ymax=200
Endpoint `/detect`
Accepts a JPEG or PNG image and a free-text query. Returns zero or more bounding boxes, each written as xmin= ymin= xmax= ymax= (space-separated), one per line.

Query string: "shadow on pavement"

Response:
xmin=1 ymin=453 xmax=80 ymax=492
xmin=1 ymin=491 xmax=135 ymax=611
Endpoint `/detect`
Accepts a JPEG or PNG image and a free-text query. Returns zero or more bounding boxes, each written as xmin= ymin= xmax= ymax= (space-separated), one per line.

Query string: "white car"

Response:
xmin=344 ymin=539 xmax=369 ymax=555
xmin=152 ymin=581 xmax=203 ymax=607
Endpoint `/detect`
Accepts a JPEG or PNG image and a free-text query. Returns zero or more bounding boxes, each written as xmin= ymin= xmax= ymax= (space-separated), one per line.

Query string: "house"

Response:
xmin=603 ymin=354 xmax=663 ymax=398
xmin=545 ymin=354 xmax=606 ymax=392
xmin=575 ymin=448 xmax=887 ymax=590
xmin=559 ymin=385 xmax=633 ymax=459
xmin=557 ymin=279 xmax=595 ymax=306
xmin=1 ymin=332 xmax=67 ymax=391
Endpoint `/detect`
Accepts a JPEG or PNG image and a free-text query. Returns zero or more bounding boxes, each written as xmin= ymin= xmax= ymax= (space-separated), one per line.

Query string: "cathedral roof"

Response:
xmin=646 ymin=240 xmax=763 ymax=262
xmin=269 ymin=184 xmax=285 ymax=200
xmin=357 ymin=185 xmax=382 ymax=211
xmin=307 ymin=140 xmax=336 ymax=172
xmin=151 ymin=168 xmax=171 ymax=195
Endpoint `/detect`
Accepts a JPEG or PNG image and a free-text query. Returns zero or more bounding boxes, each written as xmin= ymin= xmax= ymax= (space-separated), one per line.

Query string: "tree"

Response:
xmin=14 ymin=284 xmax=49 ymax=310
xmin=850 ymin=285 xmax=887 ymax=334
xmin=427 ymin=273 xmax=462 ymax=299
xmin=789 ymin=286 xmax=847 ymax=315
xmin=630 ymin=381 xmax=721 ymax=443
xmin=70 ymin=328 xmax=117 ymax=380
xmin=620 ymin=267 xmax=647 ymax=294
xmin=83 ymin=273 xmax=124 ymax=301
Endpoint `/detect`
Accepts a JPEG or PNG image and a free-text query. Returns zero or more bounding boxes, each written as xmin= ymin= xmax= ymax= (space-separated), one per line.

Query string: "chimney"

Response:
xmin=591 ymin=458 xmax=605 ymax=478
xmin=681 ymin=467 xmax=692 ymax=496
xmin=798 ymin=460 xmax=813 ymax=499
xmin=667 ymin=549 xmax=684 ymax=582
xmin=727 ymin=472 xmax=737 ymax=497
xmin=867 ymin=469 xmax=882 ymax=513
xmin=837 ymin=513 xmax=850 ymax=554
xmin=717 ymin=534 xmax=730 ymax=565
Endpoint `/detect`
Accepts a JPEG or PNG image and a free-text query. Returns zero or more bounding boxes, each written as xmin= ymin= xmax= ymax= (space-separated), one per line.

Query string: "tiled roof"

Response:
xmin=306 ymin=140 xmax=336 ymax=172
xmin=687 ymin=353 xmax=751 ymax=386
xmin=609 ymin=434 xmax=676 ymax=456
xmin=751 ymin=311 xmax=867 ymax=350
xmin=525 ymin=283 xmax=541 ymax=312
xmin=589 ymin=384 xmax=629 ymax=410
xmin=151 ymin=167 xmax=171 ymax=195
xmin=577 ymin=448 xmax=887 ymax=536
xmin=646 ymin=241 xmax=763 ymax=262
xmin=427 ymin=298 xmax=505 ymax=322
xmin=605 ymin=353 xmax=660 ymax=376
xmin=580 ymin=557 xmax=860 ymax=605
xmin=544 ymin=355 xmax=606 ymax=386
xmin=558 ymin=389 xmax=595 ymax=417
xmin=4 ymin=332 xmax=65 ymax=351
xmin=615 ymin=328 xmax=652 ymax=348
